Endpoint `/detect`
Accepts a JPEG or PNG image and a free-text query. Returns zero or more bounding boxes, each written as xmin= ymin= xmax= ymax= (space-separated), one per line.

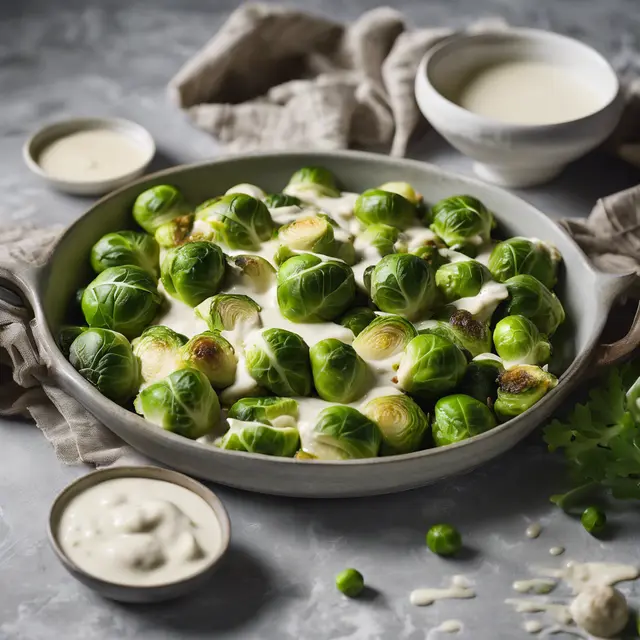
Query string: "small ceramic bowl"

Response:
xmin=24 ymin=118 xmax=155 ymax=196
xmin=415 ymin=29 xmax=625 ymax=187
xmin=48 ymin=466 xmax=231 ymax=603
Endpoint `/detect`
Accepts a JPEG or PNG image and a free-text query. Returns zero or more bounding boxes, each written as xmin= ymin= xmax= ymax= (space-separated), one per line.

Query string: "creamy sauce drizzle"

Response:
xmin=410 ymin=575 xmax=475 ymax=607
xmin=427 ymin=620 xmax=464 ymax=637
xmin=524 ymin=620 xmax=544 ymax=634
xmin=513 ymin=579 xmax=557 ymax=595
xmin=526 ymin=523 xmax=542 ymax=539
xmin=549 ymin=547 xmax=565 ymax=557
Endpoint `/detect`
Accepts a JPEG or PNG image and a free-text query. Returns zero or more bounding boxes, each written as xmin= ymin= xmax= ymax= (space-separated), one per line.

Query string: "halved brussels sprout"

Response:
xmin=263 ymin=193 xmax=302 ymax=208
xmin=154 ymin=215 xmax=194 ymax=248
xmin=132 ymin=325 xmax=188 ymax=385
xmin=354 ymin=189 xmax=416 ymax=229
xmin=418 ymin=310 xmax=492 ymax=358
xmin=161 ymin=241 xmax=226 ymax=307
xmin=339 ymin=307 xmax=376 ymax=337
xmin=377 ymin=181 xmax=422 ymax=205
xmin=195 ymin=294 xmax=261 ymax=332
xmin=215 ymin=419 xmax=300 ymax=457
xmin=58 ymin=326 xmax=87 ymax=357
xmin=180 ymin=331 xmax=237 ymax=389
xmin=225 ymin=183 xmax=266 ymax=200
xmin=227 ymin=397 xmax=299 ymax=427
xmin=305 ymin=406 xmax=381 ymax=460
xmin=278 ymin=215 xmax=336 ymax=255
xmin=244 ymin=328 xmax=312 ymax=397
xmin=134 ymin=368 xmax=220 ymax=439
xmin=435 ymin=259 xmax=492 ymax=302
xmin=352 ymin=314 xmax=417 ymax=361
xmin=69 ymin=328 xmax=139 ymax=404
xmin=90 ymin=231 xmax=160 ymax=276
xmin=285 ymin=166 xmax=341 ymax=198
xmin=361 ymin=394 xmax=429 ymax=455
xmin=133 ymin=185 xmax=190 ymax=234
xmin=357 ymin=223 xmax=403 ymax=257
xmin=430 ymin=195 xmax=493 ymax=250
xmin=194 ymin=194 xmax=274 ymax=250
xmin=396 ymin=334 xmax=467 ymax=398
xmin=501 ymin=274 xmax=566 ymax=336
xmin=370 ymin=253 xmax=437 ymax=320
xmin=432 ymin=394 xmax=497 ymax=446
xmin=493 ymin=315 xmax=551 ymax=367
xmin=494 ymin=365 xmax=558 ymax=422
xmin=310 ymin=338 xmax=370 ymax=403
xmin=226 ymin=254 xmax=276 ymax=294
xmin=82 ymin=265 xmax=161 ymax=339
xmin=459 ymin=355 xmax=504 ymax=406
xmin=488 ymin=237 xmax=561 ymax=289
xmin=276 ymin=253 xmax=356 ymax=322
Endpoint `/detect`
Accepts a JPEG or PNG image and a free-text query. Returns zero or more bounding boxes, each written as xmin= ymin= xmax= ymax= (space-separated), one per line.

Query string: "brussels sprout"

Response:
xmin=357 ymin=223 xmax=403 ymax=257
xmin=493 ymin=315 xmax=551 ymax=367
xmin=82 ymin=265 xmax=161 ymax=339
xmin=435 ymin=260 xmax=491 ymax=302
xmin=354 ymin=189 xmax=416 ymax=229
xmin=226 ymin=254 xmax=276 ymax=294
xmin=263 ymin=193 xmax=302 ymax=208
xmin=432 ymin=394 xmax=497 ymax=446
xmin=58 ymin=326 xmax=87 ymax=356
xmin=488 ymin=237 xmax=561 ymax=289
xmin=134 ymin=368 xmax=220 ymax=439
xmin=225 ymin=183 xmax=266 ymax=200
xmin=352 ymin=314 xmax=417 ymax=361
xmin=581 ymin=507 xmax=607 ymax=535
xmin=90 ymin=231 xmax=160 ymax=276
xmin=310 ymin=339 xmax=370 ymax=403
xmin=132 ymin=325 xmax=188 ymax=385
xmin=430 ymin=195 xmax=493 ymax=250
xmin=370 ymin=253 xmax=437 ymax=320
xmin=362 ymin=265 xmax=375 ymax=294
xmin=305 ymin=406 xmax=381 ymax=460
xmin=180 ymin=331 xmax=237 ymax=389
xmin=459 ymin=356 xmax=504 ymax=405
xmin=339 ymin=307 xmax=376 ymax=337
xmin=69 ymin=328 xmax=139 ymax=404
xmin=244 ymin=328 xmax=312 ymax=397
xmin=411 ymin=243 xmax=447 ymax=270
xmin=418 ymin=310 xmax=492 ymax=358
xmin=228 ymin=397 xmax=298 ymax=427
xmin=216 ymin=418 xmax=300 ymax=457
xmin=278 ymin=215 xmax=336 ymax=255
xmin=501 ymin=274 xmax=566 ymax=336
xmin=194 ymin=194 xmax=273 ymax=250
xmin=195 ymin=294 xmax=261 ymax=332
xmin=336 ymin=568 xmax=365 ymax=598
xmin=426 ymin=524 xmax=462 ymax=556
xmin=494 ymin=364 xmax=558 ymax=421
xmin=154 ymin=215 xmax=194 ymax=248
xmin=161 ymin=241 xmax=226 ymax=307
xmin=285 ymin=166 xmax=340 ymax=198
xmin=277 ymin=254 xmax=356 ymax=323
xmin=361 ymin=394 xmax=429 ymax=455
xmin=396 ymin=334 xmax=467 ymax=398
xmin=133 ymin=185 xmax=190 ymax=234
xmin=377 ymin=181 xmax=422 ymax=205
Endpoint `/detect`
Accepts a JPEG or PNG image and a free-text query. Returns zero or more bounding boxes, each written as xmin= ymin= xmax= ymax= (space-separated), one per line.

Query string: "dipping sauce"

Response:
xmin=58 ymin=477 xmax=223 ymax=586
xmin=38 ymin=129 xmax=148 ymax=182
xmin=454 ymin=61 xmax=605 ymax=125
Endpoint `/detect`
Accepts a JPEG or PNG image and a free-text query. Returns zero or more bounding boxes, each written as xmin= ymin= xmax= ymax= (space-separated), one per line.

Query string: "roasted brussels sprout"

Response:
xmin=154 ymin=214 xmax=194 ymax=248
xmin=432 ymin=394 xmax=497 ymax=446
xmin=310 ymin=338 xmax=370 ymax=403
xmin=418 ymin=310 xmax=492 ymax=358
xmin=134 ymin=368 xmax=220 ymax=439
xmin=352 ymin=314 xmax=417 ymax=360
xmin=377 ymin=181 xmax=422 ymax=205
xmin=357 ymin=223 xmax=403 ymax=257
xmin=276 ymin=254 xmax=356 ymax=322
xmin=435 ymin=259 xmax=492 ymax=302
xmin=227 ymin=397 xmax=298 ymax=427
xmin=501 ymin=274 xmax=566 ymax=336
xmin=396 ymin=334 xmax=467 ymax=398
xmin=195 ymin=294 xmax=261 ymax=332
xmin=430 ymin=195 xmax=493 ymax=250
xmin=69 ymin=328 xmax=139 ymax=404
xmin=459 ymin=355 xmax=504 ymax=406
xmin=132 ymin=325 xmax=187 ymax=385
xmin=225 ymin=183 xmax=266 ymax=200
xmin=284 ymin=166 xmax=340 ymax=198
xmin=181 ymin=331 xmax=237 ymax=389
xmin=277 ymin=215 xmax=337 ymax=256
xmin=161 ymin=241 xmax=226 ymax=307
xmin=90 ymin=231 xmax=160 ymax=276
xmin=216 ymin=418 xmax=299 ymax=457
xmin=361 ymin=394 xmax=429 ymax=455
xmin=263 ymin=193 xmax=302 ymax=208
xmin=244 ymin=328 xmax=312 ymax=396
xmin=58 ymin=326 xmax=87 ymax=356
xmin=411 ymin=243 xmax=448 ymax=270
xmin=133 ymin=185 xmax=190 ymax=234
xmin=339 ymin=307 xmax=376 ymax=337
xmin=304 ymin=406 xmax=381 ymax=460
xmin=494 ymin=365 xmax=558 ymax=422
xmin=354 ymin=189 xmax=416 ymax=229
xmin=488 ymin=237 xmax=561 ymax=289
xmin=194 ymin=194 xmax=273 ymax=251
xmin=493 ymin=315 xmax=551 ymax=367
xmin=82 ymin=265 xmax=161 ymax=339
xmin=226 ymin=254 xmax=276 ymax=294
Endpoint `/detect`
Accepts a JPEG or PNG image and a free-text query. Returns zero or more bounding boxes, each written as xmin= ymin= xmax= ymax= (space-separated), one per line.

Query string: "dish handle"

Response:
xmin=0 ymin=261 xmax=40 ymax=322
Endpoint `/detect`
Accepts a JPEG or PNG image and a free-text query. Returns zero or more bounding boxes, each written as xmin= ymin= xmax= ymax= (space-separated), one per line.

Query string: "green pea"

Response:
xmin=581 ymin=507 xmax=607 ymax=535
xmin=336 ymin=568 xmax=365 ymax=597
xmin=426 ymin=524 xmax=462 ymax=556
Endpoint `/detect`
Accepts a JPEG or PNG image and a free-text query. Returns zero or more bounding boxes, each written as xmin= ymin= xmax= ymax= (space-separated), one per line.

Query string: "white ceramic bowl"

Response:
xmin=23 ymin=118 xmax=156 ymax=196
xmin=415 ymin=29 xmax=624 ymax=187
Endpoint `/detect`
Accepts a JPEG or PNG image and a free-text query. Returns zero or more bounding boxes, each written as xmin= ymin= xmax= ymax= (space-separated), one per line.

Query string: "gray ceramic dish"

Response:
xmin=48 ymin=465 xmax=231 ymax=602
xmin=2 ymin=151 xmax=640 ymax=497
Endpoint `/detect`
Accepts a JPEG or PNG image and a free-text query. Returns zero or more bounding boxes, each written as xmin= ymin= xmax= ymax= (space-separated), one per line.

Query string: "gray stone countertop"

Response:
xmin=1 ymin=1 xmax=640 ymax=639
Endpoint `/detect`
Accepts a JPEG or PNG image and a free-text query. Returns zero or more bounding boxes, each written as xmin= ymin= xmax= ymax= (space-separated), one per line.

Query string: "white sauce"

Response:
xmin=526 ymin=523 xmax=542 ymax=539
xmin=38 ymin=129 xmax=148 ymax=182
xmin=451 ymin=280 xmax=508 ymax=322
xmin=225 ymin=183 xmax=266 ymax=200
xmin=505 ymin=599 xmax=573 ymax=625
xmin=523 ymin=620 xmax=544 ymax=634
xmin=428 ymin=620 xmax=464 ymax=637
xmin=549 ymin=547 xmax=565 ymax=557
xmin=410 ymin=575 xmax=475 ymax=607
xmin=455 ymin=61 xmax=606 ymax=125
xmin=513 ymin=579 xmax=557 ymax=595
xmin=539 ymin=561 xmax=639 ymax=594
xmin=58 ymin=477 xmax=223 ymax=586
